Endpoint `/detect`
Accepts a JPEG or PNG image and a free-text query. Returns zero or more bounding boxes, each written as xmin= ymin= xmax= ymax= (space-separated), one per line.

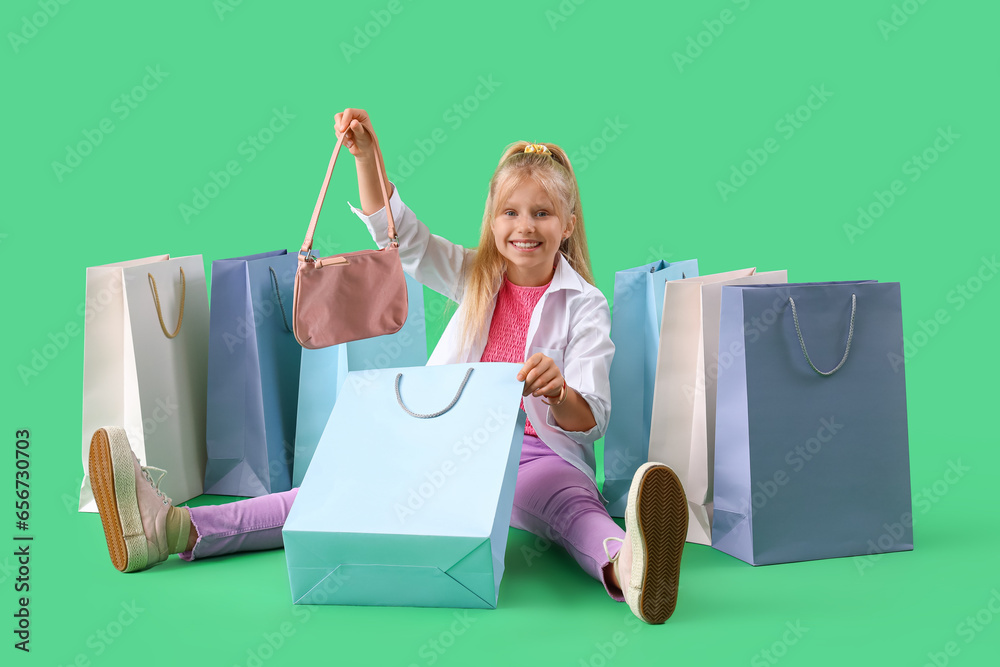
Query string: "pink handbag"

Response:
xmin=292 ymin=127 xmax=408 ymax=349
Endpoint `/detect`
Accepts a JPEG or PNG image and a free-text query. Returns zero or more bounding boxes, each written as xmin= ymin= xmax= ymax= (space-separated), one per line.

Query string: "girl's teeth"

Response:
xmin=513 ymin=242 xmax=540 ymax=248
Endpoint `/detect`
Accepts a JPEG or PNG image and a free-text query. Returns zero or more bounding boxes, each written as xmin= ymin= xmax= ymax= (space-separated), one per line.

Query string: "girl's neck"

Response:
xmin=505 ymin=259 xmax=557 ymax=287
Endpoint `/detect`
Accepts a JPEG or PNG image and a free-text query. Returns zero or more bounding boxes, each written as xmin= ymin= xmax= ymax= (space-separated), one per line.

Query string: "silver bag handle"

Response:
xmin=395 ymin=368 xmax=474 ymax=419
xmin=788 ymin=294 xmax=856 ymax=376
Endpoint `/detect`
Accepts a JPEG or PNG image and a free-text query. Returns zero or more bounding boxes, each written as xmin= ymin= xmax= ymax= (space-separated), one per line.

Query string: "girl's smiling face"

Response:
xmin=492 ymin=178 xmax=575 ymax=287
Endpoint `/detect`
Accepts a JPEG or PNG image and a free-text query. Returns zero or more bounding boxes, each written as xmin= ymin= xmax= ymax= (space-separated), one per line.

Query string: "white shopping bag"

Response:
xmin=648 ymin=268 xmax=787 ymax=544
xmin=79 ymin=254 xmax=209 ymax=512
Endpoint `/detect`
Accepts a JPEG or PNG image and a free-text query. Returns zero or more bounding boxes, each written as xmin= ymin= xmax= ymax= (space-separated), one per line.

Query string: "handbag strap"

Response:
xmin=300 ymin=122 xmax=397 ymax=257
xmin=395 ymin=368 xmax=474 ymax=419
xmin=148 ymin=267 xmax=185 ymax=339
xmin=788 ymin=293 xmax=856 ymax=376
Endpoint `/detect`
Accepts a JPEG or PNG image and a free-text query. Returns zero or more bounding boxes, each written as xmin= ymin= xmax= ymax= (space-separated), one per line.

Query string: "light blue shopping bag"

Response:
xmin=603 ymin=259 xmax=699 ymax=516
xmin=203 ymin=250 xmax=301 ymax=496
xmin=291 ymin=272 xmax=426 ymax=486
xmin=712 ymin=281 xmax=912 ymax=565
xmin=283 ymin=363 xmax=526 ymax=609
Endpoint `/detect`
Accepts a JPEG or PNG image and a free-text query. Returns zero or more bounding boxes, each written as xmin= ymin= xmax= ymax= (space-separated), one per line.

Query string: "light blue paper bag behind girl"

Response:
xmin=292 ymin=272 xmax=426 ymax=486
xmin=603 ymin=259 xmax=699 ymax=516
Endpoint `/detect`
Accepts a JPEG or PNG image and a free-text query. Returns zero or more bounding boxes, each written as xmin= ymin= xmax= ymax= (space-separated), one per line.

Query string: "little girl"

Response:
xmin=88 ymin=108 xmax=689 ymax=624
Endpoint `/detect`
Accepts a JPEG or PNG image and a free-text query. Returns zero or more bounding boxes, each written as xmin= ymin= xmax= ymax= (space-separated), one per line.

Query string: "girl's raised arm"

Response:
xmin=335 ymin=108 xmax=474 ymax=304
xmin=334 ymin=108 xmax=392 ymax=215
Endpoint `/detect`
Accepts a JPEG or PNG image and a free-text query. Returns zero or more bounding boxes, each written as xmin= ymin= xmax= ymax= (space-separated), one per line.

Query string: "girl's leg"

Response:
xmin=612 ymin=462 xmax=688 ymax=624
xmin=179 ymin=488 xmax=298 ymax=561
xmin=511 ymin=436 xmax=689 ymax=624
xmin=511 ymin=436 xmax=626 ymax=601
xmin=89 ymin=426 xmax=297 ymax=573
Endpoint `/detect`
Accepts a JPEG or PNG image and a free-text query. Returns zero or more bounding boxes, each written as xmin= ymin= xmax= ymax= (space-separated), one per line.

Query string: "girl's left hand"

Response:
xmin=517 ymin=353 xmax=564 ymax=399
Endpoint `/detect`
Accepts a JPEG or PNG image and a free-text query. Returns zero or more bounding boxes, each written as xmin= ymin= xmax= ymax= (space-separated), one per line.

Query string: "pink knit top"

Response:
xmin=480 ymin=276 xmax=551 ymax=436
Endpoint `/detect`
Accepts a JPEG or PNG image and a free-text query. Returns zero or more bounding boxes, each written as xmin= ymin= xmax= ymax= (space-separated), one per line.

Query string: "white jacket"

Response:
xmin=349 ymin=185 xmax=615 ymax=490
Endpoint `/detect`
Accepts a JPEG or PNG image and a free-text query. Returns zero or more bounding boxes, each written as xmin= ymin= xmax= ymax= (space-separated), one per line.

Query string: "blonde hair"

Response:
xmin=458 ymin=141 xmax=594 ymax=351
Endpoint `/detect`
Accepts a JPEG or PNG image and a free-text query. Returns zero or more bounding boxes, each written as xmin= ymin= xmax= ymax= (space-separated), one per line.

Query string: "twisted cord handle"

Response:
xmin=148 ymin=267 xmax=185 ymax=339
xmin=395 ymin=368 xmax=474 ymax=419
xmin=788 ymin=294 xmax=856 ymax=376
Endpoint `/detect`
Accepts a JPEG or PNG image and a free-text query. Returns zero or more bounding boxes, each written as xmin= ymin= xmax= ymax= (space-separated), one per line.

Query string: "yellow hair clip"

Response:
xmin=523 ymin=143 xmax=551 ymax=155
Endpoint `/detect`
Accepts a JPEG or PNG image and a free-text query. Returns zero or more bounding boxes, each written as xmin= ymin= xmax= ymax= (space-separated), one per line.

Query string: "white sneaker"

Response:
xmin=604 ymin=462 xmax=688 ymax=624
xmin=88 ymin=427 xmax=184 ymax=572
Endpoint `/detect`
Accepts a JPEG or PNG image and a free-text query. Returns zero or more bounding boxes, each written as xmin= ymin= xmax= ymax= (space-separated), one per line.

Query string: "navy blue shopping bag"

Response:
xmin=712 ymin=281 xmax=913 ymax=565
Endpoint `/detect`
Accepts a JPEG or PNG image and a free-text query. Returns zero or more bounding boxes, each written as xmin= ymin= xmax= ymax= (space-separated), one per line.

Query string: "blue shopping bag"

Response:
xmin=203 ymin=250 xmax=302 ymax=496
xmin=283 ymin=363 xmax=526 ymax=609
xmin=603 ymin=259 xmax=699 ymax=516
xmin=712 ymin=281 xmax=913 ymax=565
xmin=291 ymin=272 xmax=426 ymax=486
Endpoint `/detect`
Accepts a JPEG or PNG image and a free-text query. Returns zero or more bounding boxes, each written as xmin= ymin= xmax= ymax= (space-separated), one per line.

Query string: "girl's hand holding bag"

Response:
xmin=292 ymin=124 xmax=408 ymax=349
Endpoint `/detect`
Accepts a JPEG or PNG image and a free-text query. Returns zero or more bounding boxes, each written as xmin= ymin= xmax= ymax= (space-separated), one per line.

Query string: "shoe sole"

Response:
xmin=625 ymin=463 xmax=688 ymax=624
xmin=88 ymin=427 xmax=148 ymax=573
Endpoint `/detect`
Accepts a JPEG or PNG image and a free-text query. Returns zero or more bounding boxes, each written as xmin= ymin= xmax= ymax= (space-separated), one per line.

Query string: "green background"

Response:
xmin=4 ymin=0 xmax=998 ymax=665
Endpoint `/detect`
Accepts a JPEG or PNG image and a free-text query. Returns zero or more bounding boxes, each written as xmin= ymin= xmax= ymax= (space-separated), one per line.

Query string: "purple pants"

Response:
xmin=181 ymin=435 xmax=625 ymax=600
